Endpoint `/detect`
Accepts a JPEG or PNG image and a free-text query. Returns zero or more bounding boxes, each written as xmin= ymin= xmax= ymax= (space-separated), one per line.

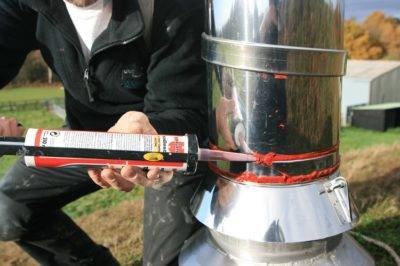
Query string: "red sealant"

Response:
xmin=209 ymin=143 xmax=339 ymax=184
xmin=253 ymin=144 xmax=339 ymax=167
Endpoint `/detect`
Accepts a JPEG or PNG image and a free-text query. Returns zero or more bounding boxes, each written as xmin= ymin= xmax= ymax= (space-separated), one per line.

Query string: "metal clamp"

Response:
xmin=320 ymin=177 xmax=347 ymax=194
xmin=320 ymin=176 xmax=353 ymax=224
xmin=202 ymin=33 xmax=347 ymax=76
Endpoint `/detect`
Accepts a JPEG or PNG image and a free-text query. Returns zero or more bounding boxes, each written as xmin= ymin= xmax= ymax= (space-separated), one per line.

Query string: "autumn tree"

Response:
xmin=344 ymin=20 xmax=384 ymax=59
xmin=345 ymin=12 xmax=400 ymax=60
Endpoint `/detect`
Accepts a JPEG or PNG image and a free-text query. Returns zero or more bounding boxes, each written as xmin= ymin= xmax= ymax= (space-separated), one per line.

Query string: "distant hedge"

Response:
xmin=10 ymin=50 xmax=59 ymax=85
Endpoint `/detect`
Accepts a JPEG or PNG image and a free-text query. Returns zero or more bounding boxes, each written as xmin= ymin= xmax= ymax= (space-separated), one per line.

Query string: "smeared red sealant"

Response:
xmin=235 ymin=164 xmax=340 ymax=184
xmin=208 ymin=161 xmax=339 ymax=184
xmin=208 ymin=143 xmax=339 ymax=184
xmin=274 ymin=74 xmax=288 ymax=80
xmin=253 ymin=144 xmax=339 ymax=167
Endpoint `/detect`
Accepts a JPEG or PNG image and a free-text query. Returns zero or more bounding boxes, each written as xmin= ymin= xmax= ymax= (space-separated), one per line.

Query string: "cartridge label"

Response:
xmin=25 ymin=129 xmax=189 ymax=153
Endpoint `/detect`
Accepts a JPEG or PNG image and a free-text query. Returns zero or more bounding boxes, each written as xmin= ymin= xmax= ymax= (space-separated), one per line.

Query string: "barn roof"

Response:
xmin=345 ymin=60 xmax=400 ymax=81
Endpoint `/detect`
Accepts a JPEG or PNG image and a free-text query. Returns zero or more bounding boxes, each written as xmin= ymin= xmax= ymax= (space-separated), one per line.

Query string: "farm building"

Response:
xmin=341 ymin=60 xmax=400 ymax=124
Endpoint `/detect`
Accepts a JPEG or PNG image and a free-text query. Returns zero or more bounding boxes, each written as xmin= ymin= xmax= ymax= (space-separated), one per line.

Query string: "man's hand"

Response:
xmin=0 ymin=117 xmax=24 ymax=137
xmin=215 ymin=97 xmax=237 ymax=150
xmin=87 ymin=111 xmax=174 ymax=192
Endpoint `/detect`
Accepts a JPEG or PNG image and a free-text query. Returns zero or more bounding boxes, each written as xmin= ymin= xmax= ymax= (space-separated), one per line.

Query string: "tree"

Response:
xmin=363 ymin=12 xmax=400 ymax=59
xmin=344 ymin=20 xmax=384 ymax=59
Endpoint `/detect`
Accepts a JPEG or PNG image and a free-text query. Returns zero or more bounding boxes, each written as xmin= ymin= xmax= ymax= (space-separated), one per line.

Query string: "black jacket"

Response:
xmin=0 ymin=0 xmax=207 ymax=141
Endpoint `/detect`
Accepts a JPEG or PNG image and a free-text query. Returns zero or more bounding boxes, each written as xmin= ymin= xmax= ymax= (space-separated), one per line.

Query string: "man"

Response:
xmin=0 ymin=0 xmax=207 ymax=265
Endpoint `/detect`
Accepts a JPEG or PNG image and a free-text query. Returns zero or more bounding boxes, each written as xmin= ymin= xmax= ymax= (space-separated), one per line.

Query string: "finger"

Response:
xmin=8 ymin=118 xmax=18 ymax=137
xmin=120 ymin=166 xmax=153 ymax=187
xmin=101 ymin=168 xmax=135 ymax=192
xmin=150 ymin=171 xmax=174 ymax=190
xmin=18 ymin=126 xmax=25 ymax=136
xmin=0 ymin=118 xmax=5 ymax=135
xmin=1 ymin=118 xmax=12 ymax=136
xmin=88 ymin=169 xmax=110 ymax=188
xmin=216 ymin=104 xmax=237 ymax=150
xmin=226 ymin=99 xmax=236 ymax=111
xmin=108 ymin=122 xmax=143 ymax=134
xmin=158 ymin=170 xmax=174 ymax=184
xmin=146 ymin=168 xmax=161 ymax=180
xmin=110 ymin=111 xmax=158 ymax=135
xmin=122 ymin=121 xmax=156 ymax=135
xmin=142 ymin=123 xmax=157 ymax=135
xmin=220 ymin=122 xmax=237 ymax=150
xmin=147 ymin=167 xmax=173 ymax=186
xmin=120 ymin=165 xmax=142 ymax=181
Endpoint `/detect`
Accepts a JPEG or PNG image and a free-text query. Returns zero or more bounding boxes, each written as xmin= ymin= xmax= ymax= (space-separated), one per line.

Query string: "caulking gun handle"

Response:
xmin=0 ymin=136 xmax=25 ymax=156
xmin=0 ymin=136 xmax=25 ymax=142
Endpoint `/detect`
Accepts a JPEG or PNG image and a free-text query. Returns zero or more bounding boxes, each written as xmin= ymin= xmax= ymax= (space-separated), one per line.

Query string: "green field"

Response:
xmin=341 ymin=127 xmax=400 ymax=153
xmin=0 ymin=86 xmax=63 ymax=102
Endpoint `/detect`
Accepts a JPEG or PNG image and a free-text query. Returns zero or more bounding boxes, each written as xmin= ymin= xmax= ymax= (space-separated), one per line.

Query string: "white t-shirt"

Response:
xmin=64 ymin=0 xmax=112 ymax=62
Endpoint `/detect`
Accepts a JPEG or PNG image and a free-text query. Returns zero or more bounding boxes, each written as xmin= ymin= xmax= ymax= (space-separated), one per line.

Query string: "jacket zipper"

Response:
xmin=42 ymin=11 xmax=145 ymax=103
xmin=83 ymin=68 xmax=95 ymax=102
xmin=83 ymin=32 xmax=144 ymax=103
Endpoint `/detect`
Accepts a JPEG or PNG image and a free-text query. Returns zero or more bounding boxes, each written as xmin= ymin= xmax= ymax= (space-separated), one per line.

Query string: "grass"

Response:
xmin=354 ymin=201 xmax=400 ymax=266
xmin=341 ymin=144 xmax=400 ymax=265
xmin=0 ymin=86 xmax=63 ymax=102
xmin=341 ymin=127 xmax=400 ymax=153
xmin=64 ymin=187 xmax=144 ymax=218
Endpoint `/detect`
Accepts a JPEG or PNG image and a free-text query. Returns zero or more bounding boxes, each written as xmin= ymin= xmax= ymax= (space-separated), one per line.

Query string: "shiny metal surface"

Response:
xmin=209 ymin=229 xmax=341 ymax=263
xmin=206 ymin=0 xmax=344 ymax=49
xmin=202 ymin=34 xmax=347 ymax=76
xmin=208 ymin=64 xmax=341 ymax=176
xmin=191 ymin=174 xmax=358 ymax=243
xmin=179 ymin=228 xmax=375 ymax=265
xmin=206 ymin=0 xmax=345 ymax=179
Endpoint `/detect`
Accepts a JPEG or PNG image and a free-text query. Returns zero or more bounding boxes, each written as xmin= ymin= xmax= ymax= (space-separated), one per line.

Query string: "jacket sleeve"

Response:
xmin=0 ymin=0 xmax=37 ymax=88
xmin=144 ymin=1 xmax=208 ymax=143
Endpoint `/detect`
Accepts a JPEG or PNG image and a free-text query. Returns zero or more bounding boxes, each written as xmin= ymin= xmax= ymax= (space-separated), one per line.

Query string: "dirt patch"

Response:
xmin=0 ymin=200 xmax=144 ymax=266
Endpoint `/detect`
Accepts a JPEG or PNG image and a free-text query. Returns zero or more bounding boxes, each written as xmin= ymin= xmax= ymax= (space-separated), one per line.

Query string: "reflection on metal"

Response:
xmin=191 ymin=173 xmax=357 ymax=243
xmin=202 ymin=34 xmax=347 ymax=76
xmin=180 ymin=0 xmax=374 ymax=264
xmin=208 ymin=65 xmax=341 ymax=176
xmin=179 ymin=228 xmax=375 ymax=265
xmin=205 ymin=0 xmax=344 ymax=49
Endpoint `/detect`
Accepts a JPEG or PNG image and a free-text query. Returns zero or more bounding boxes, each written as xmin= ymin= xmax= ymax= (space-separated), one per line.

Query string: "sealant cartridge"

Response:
xmin=0 ymin=129 xmax=254 ymax=174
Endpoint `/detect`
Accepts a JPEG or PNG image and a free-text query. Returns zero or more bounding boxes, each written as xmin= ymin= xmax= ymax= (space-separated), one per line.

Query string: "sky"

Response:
xmin=345 ymin=0 xmax=400 ymax=21
xmin=211 ymin=0 xmax=400 ymax=32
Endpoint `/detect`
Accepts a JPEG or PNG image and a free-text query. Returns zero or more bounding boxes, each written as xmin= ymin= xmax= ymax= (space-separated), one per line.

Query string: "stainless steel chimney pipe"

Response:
xmin=180 ymin=0 xmax=374 ymax=265
xmin=204 ymin=0 xmax=346 ymax=176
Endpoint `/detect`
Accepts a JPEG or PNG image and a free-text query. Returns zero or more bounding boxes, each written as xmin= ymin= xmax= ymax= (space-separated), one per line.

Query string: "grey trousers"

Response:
xmin=0 ymin=158 xmax=204 ymax=265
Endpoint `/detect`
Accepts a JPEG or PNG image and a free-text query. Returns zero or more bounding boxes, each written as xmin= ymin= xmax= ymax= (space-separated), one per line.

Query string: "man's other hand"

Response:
xmin=0 ymin=117 xmax=24 ymax=137
xmin=87 ymin=111 xmax=174 ymax=192
xmin=215 ymin=97 xmax=237 ymax=150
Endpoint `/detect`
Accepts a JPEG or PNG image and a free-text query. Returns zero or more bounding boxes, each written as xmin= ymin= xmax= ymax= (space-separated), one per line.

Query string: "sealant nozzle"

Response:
xmin=198 ymin=148 xmax=255 ymax=162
